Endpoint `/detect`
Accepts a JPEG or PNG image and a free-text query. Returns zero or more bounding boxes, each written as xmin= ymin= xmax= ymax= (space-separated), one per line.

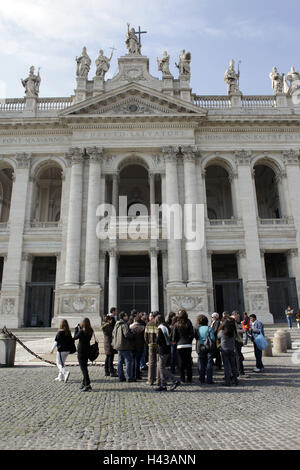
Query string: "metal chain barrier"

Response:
xmin=1 ymin=326 xmax=102 ymax=367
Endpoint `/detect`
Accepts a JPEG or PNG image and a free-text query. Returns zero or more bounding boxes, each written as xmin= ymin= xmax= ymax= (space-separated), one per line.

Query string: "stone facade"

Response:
xmin=1 ymin=31 xmax=300 ymax=327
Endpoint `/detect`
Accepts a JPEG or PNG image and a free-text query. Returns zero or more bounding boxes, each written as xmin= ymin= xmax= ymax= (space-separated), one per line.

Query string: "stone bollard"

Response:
xmin=273 ymin=330 xmax=287 ymax=354
xmin=0 ymin=327 xmax=16 ymax=367
xmin=283 ymin=330 xmax=292 ymax=349
xmin=262 ymin=337 xmax=273 ymax=357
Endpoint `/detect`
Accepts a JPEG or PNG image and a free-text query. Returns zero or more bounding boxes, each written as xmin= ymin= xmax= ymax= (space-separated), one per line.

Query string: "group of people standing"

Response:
xmin=50 ymin=308 xmax=266 ymax=392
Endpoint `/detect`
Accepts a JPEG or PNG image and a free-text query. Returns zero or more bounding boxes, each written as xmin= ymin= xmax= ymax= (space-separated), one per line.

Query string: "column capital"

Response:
xmin=162 ymin=146 xmax=179 ymax=162
xmin=235 ymin=149 xmax=252 ymax=166
xmin=65 ymin=147 xmax=85 ymax=165
xmin=181 ymin=145 xmax=198 ymax=163
xmin=108 ymin=247 xmax=118 ymax=258
xmin=149 ymin=247 xmax=158 ymax=257
xmin=87 ymin=146 xmax=104 ymax=163
xmin=288 ymin=248 xmax=298 ymax=257
xmin=15 ymin=153 xmax=31 ymax=169
xmin=283 ymin=149 xmax=300 ymax=165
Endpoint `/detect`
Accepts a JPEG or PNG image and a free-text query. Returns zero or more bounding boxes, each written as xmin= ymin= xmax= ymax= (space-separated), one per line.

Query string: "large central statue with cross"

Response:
xmin=126 ymin=23 xmax=147 ymax=55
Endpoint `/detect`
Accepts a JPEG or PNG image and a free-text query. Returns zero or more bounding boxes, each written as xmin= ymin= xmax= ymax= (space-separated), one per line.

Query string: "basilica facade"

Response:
xmin=1 ymin=29 xmax=300 ymax=328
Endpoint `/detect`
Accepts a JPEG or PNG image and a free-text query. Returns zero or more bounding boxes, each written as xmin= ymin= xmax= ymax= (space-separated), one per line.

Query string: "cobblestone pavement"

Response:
xmin=1 ymin=337 xmax=300 ymax=450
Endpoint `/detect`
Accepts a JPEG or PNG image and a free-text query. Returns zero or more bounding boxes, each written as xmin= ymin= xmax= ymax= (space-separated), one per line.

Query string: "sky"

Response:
xmin=0 ymin=0 xmax=300 ymax=98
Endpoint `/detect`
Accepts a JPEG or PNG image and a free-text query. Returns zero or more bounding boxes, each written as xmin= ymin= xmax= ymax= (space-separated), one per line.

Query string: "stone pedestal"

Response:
xmin=93 ymin=76 xmax=104 ymax=96
xmin=262 ymin=337 xmax=273 ymax=357
xmin=167 ymin=286 xmax=209 ymax=325
xmin=75 ymin=78 xmax=88 ymax=103
xmin=229 ymin=92 xmax=242 ymax=108
xmin=53 ymin=287 xmax=102 ymax=329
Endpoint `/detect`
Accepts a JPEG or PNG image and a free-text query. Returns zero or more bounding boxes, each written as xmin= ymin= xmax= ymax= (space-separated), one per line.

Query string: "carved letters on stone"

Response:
xmin=170 ymin=295 xmax=203 ymax=312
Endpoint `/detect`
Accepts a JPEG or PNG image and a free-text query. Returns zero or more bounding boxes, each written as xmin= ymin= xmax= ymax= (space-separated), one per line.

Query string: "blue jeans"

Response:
xmin=243 ymin=332 xmax=248 ymax=345
xmin=287 ymin=316 xmax=293 ymax=328
xmin=198 ymin=349 xmax=213 ymax=384
xmin=118 ymin=350 xmax=133 ymax=381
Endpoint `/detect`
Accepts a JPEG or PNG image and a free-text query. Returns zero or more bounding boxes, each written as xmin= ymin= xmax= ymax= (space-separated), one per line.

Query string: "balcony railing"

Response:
xmin=193 ymin=95 xmax=230 ymax=109
xmin=241 ymin=95 xmax=275 ymax=108
xmin=207 ymin=218 xmax=242 ymax=226
xmin=258 ymin=217 xmax=294 ymax=225
xmin=0 ymin=98 xmax=25 ymax=112
xmin=28 ymin=221 xmax=62 ymax=229
xmin=37 ymin=97 xmax=74 ymax=111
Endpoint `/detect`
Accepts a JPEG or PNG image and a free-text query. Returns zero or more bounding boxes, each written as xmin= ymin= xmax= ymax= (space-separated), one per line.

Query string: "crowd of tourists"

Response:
xmin=50 ymin=308 xmax=266 ymax=393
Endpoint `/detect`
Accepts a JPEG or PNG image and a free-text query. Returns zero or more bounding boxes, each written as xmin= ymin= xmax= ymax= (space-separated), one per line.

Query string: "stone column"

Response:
xmin=235 ymin=150 xmax=273 ymax=323
xmin=108 ymin=247 xmax=118 ymax=312
xmin=149 ymin=172 xmax=156 ymax=215
xmin=182 ymin=146 xmax=203 ymax=286
xmin=149 ymin=247 xmax=159 ymax=312
xmin=84 ymin=147 xmax=103 ymax=286
xmin=112 ymin=173 xmax=119 ymax=216
xmin=162 ymin=146 xmax=183 ymax=286
xmin=283 ymin=150 xmax=300 ymax=300
xmin=64 ymin=148 xmax=84 ymax=287
xmin=0 ymin=153 xmax=31 ymax=327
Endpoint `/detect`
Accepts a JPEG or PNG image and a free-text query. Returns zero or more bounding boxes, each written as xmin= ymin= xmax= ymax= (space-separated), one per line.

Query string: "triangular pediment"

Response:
xmin=60 ymin=83 xmax=207 ymax=118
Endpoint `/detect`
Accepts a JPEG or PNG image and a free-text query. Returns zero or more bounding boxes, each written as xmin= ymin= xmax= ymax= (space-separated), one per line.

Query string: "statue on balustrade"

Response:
xmin=126 ymin=24 xmax=141 ymax=55
xmin=269 ymin=66 xmax=284 ymax=94
xmin=76 ymin=47 xmax=91 ymax=79
xmin=175 ymin=50 xmax=191 ymax=76
xmin=96 ymin=49 xmax=113 ymax=79
xmin=224 ymin=59 xmax=240 ymax=94
xmin=157 ymin=51 xmax=171 ymax=76
xmin=21 ymin=66 xmax=41 ymax=97
xmin=286 ymin=66 xmax=300 ymax=94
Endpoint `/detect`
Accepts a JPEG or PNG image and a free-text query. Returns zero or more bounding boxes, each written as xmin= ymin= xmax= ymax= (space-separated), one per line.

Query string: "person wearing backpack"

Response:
xmin=50 ymin=319 xmax=75 ymax=383
xmin=194 ymin=314 xmax=216 ymax=385
xmin=74 ymin=318 xmax=94 ymax=392
xmin=172 ymin=310 xmax=194 ymax=383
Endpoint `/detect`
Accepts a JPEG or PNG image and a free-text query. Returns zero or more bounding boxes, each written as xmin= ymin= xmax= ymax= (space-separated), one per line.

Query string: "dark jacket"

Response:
xmin=102 ymin=319 xmax=116 ymax=355
xmin=74 ymin=326 xmax=93 ymax=357
xmin=172 ymin=319 xmax=194 ymax=348
xmin=55 ymin=330 xmax=75 ymax=353
xmin=130 ymin=322 xmax=146 ymax=350
xmin=156 ymin=325 xmax=171 ymax=356
xmin=112 ymin=320 xmax=135 ymax=351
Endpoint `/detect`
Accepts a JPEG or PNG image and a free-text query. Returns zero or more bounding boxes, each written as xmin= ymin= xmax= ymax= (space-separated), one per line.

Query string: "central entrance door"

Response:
xmin=118 ymin=255 xmax=151 ymax=314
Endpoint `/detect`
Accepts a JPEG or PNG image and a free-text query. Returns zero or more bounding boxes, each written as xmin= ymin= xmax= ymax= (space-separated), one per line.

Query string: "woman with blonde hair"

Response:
xmin=74 ymin=318 xmax=94 ymax=392
xmin=50 ymin=319 xmax=75 ymax=383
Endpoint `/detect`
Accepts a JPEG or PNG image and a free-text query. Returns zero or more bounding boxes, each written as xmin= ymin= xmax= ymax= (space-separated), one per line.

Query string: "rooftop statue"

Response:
xmin=269 ymin=66 xmax=284 ymax=94
xmin=175 ymin=50 xmax=191 ymax=76
xmin=224 ymin=59 xmax=240 ymax=94
xmin=157 ymin=51 xmax=171 ymax=76
xmin=126 ymin=23 xmax=141 ymax=55
xmin=95 ymin=49 xmax=113 ymax=79
xmin=286 ymin=66 xmax=300 ymax=93
xmin=21 ymin=66 xmax=41 ymax=97
xmin=76 ymin=47 xmax=91 ymax=79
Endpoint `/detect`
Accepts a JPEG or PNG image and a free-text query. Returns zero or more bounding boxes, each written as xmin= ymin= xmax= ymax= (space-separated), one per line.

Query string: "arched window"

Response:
xmin=33 ymin=166 xmax=62 ymax=222
xmin=254 ymin=164 xmax=281 ymax=219
xmin=205 ymin=165 xmax=234 ymax=219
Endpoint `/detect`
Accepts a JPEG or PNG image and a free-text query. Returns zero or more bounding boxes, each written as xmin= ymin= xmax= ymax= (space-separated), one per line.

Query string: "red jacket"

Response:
xmin=241 ymin=317 xmax=250 ymax=331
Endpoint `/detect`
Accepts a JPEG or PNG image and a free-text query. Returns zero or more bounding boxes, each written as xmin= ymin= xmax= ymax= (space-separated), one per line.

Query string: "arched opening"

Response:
xmin=33 ymin=165 xmax=62 ymax=222
xmin=0 ymin=166 xmax=14 ymax=223
xmin=254 ymin=164 xmax=281 ymax=219
xmin=205 ymin=165 xmax=234 ymax=219
xmin=119 ymin=164 xmax=150 ymax=215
